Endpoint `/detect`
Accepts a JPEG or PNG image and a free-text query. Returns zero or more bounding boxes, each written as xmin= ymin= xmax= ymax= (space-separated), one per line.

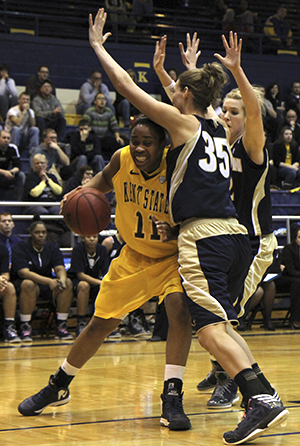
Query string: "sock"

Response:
xmin=164 ymin=364 xmax=185 ymax=381
xmin=234 ymin=368 xmax=269 ymax=402
xmin=4 ymin=318 xmax=14 ymax=323
xmin=20 ymin=314 xmax=31 ymax=323
xmin=52 ymin=359 xmax=80 ymax=389
xmin=252 ymin=363 xmax=273 ymax=395
xmin=163 ymin=377 xmax=183 ymax=396
xmin=57 ymin=313 xmax=69 ymax=322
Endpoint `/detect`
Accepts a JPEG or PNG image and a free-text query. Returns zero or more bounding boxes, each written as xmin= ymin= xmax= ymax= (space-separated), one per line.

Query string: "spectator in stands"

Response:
xmin=212 ymin=0 xmax=235 ymax=31
xmin=26 ymin=65 xmax=56 ymax=101
xmin=66 ymin=118 xmax=105 ymax=174
xmin=105 ymin=0 xmax=127 ymax=23
xmin=24 ymin=153 xmax=62 ymax=215
xmin=0 ymin=212 xmax=21 ymax=268
xmin=264 ymin=4 xmax=293 ymax=53
xmin=76 ymin=70 xmax=114 ymax=115
xmin=31 ymin=128 xmax=70 ymax=183
xmin=256 ymin=84 xmax=278 ymax=143
xmin=265 ymin=82 xmax=284 ymax=118
xmin=274 ymin=223 xmax=300 ymax=329
xmin=284 ymin=81 xmax=300 ymax=117
xmin=32 ymin=80 xmax=66 ymax=141
xmin=83 ymin=92 xmax=125 ymax=160
xmin=234 ymin=0 xmax=258 ymax=34
xmin=114 ymin=69 xmax=140 ymax=127
xmin=272 ymin=126 xmax=300 ymax=189
xmin=0 ymin=243 xmax=20 ymax=343
xmin=68 ymin=234 xmax=109 ymax=338
xmin=160 ymin=67 xmax=179 ymax=105
xmin=63 ymin=164 xmax=94 ymax=195
xmin=11 ymin=216 xmax=74 ymax=342
xmin=0 ymin=130 xmax=25 ymax=201
xmin=276 ymin=108 xmax=300 ymax=146
xmin=5 ymin=92 xmax=39 ymax=154
xmin=0 ymin=63 xmax=18 ymax=121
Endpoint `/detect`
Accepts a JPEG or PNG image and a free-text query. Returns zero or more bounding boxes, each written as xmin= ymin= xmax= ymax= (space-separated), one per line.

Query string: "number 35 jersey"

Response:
xmin=112 ymin=145 xmax=178 ymax=259
xmin=167 ymin=116 xmax=237 ymax=226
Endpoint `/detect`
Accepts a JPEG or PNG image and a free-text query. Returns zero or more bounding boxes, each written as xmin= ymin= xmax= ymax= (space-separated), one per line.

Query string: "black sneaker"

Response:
xmin=4 ymin=323 xmax=21 ymax=343
xmin=197 ymin=359 xmax=221 ymax=391
xmin=75 ymin=321 xmax=86 ymax=338
xmin=18 ymin=375 xmax=71 ymax=416
xmin=55 ymin=322 xmax=73 ymax=340
xmin=207 ymin=372 xmax=239 ymax=409
xmin=223 ymin=394 xmax=289 ymax=445
xmin=128 ymin=314 xmax=147 ymax=337
xmin=160 ymin=379 xmax=191 ymax=430
xmin=20 ymin=322 xmax=33 ymax=342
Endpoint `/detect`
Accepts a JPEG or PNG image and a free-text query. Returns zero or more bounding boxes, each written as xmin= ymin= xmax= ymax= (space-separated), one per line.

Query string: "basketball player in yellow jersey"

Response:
xmin=18 ymin=115 xmax=192 ymax=431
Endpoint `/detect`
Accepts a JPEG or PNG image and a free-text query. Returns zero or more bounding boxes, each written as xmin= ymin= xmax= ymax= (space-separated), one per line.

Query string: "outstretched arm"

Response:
xmin=89 ymin=9 xmax=186 ymax=142
xmin=179 ymin=32 xmax=201 ymax=70
xmin=214 ymin=32 xmax=265 ymax=164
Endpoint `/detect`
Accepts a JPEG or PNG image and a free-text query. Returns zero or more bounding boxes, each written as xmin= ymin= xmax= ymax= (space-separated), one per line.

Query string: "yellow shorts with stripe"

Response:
xmin=94 ymin=244 xmax=183 ymax=320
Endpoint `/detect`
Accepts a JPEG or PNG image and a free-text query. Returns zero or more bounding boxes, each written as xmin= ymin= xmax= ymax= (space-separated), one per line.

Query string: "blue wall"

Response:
xmin=1 ymin=33 xmax=300 ymax=99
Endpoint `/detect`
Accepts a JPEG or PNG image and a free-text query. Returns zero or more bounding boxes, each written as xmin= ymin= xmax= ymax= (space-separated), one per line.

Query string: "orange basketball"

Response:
xmin=63 ymin=188 xmax=111 ymax=235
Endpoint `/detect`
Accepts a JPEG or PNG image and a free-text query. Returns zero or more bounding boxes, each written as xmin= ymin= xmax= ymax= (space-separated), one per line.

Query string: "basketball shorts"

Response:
xmin=235 ymin=232 xmax=278 ymax=318
xmin=94 ymin=244 xmax=183 ymax=320
xmin=178 ymin=218 xmax=252 ymax=332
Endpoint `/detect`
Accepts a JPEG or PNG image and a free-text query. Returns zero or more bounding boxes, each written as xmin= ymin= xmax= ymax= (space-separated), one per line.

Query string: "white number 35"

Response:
xmin=198 ymin=131 xmax=230 ymax=178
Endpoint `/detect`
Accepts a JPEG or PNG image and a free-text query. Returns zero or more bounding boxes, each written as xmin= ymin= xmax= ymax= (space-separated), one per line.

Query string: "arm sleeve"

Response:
xmin=32 ymin=97 xmax=53 ymax=119
xmin=101 ymin=83 xmax=113 ymax=108
xmin=29 ymin=180 xmax=47 ymax=197
xmin=80 ymin=82 xmax=98 ymax=105
xmin=48 ymin=178 xmax=63 ymax=196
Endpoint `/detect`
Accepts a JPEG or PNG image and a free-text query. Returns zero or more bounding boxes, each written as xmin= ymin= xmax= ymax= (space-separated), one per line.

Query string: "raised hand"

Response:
xmin=214 ymin=31 xmax=242 ymax=73
xmin=89 ymin=8 xmax=112 ymax=49
xmin=153 ymin=35 xmax=167 ymax=73
xmin=179 ymin=32 xmax=201 ymax=70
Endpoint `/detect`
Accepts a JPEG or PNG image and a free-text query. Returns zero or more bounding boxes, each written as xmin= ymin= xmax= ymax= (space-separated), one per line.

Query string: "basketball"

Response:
xmin=63 ymin=188 xmax=111 ymax=236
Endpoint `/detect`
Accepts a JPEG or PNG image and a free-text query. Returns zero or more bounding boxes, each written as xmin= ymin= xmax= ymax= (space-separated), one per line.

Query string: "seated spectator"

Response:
xmin=264 ymin=4 xmax=293 ymax=53
xmin=32 ymin=80 xmax=66 ymax=141
xmin=274 ymin=223 xmax=300 ymax=329
xmin=31 ymin=128 xmax=70 ymax=183
xmin=5 ymin=92 xmax=39 ymax=154
xmin=114 ymin=69 xmax=140 ymax=127
xmin=63 ymin=164 xmax=94 ymax=195
xmin=83 ymin=92 xmax=125 ymax=160
xmin=160 ymin=67 xmax=179 ymax=105
xmin=285 ymin=81 xmax=300 ymax=117
xmin=68 ymin=234 xmax=109 ymax=337
xmin=65 ymin=119 xmax=105 ymax=174
xmin=11 ymin=216 xmax=74 ymax=342
xmin=76 ymin=70 xmax=114 ymax=115
xmin=257 ymin=85 xmax=278 ymax=143
xmin=276 ymin=109 xmax=300 ymax=146
xmin=234 ymin=0 xmax=258 ymax=34
xmin=0 ymin=243 xmax=20 ymax=343
xmin=105 ymin=0 xmax=128 ymax=23
xmin=265 ymin=82 xmax=284 ymax=121
xmin=24 ymin=153 xmax=62 ymax=215
xmin=212 ymin=0 xmax=235 ymax=31
xmin=0 ymin=63 xmax=18 ymax=121
xmin=0 ymin=130 xmax=25 ymax=201
xmin=26 ymin=65 xmax=56 ymax=101
xmin=0 ymin=212 xmax=21 ymax=268
xmin=272 ymin=126 xmax=300 ymax=189
xmin=128 ymin=0 xmax=153 ymax=32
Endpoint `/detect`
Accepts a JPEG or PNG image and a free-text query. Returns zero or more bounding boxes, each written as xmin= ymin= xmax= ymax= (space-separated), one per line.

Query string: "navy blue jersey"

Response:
xmin=167 ymin=116 xmax=236 ymax=225
xmin=11 ymin=238 xmax=64 ymax=279
xmin=231 ymin=137 xmax=273 ymax=237
xmin=68 ymin=242 xmax=109 ymax=280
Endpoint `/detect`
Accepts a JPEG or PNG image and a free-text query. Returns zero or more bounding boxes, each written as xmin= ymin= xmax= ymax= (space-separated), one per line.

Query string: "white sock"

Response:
xmin=61 ymin=359 xmax=81 ymax=376
xmin=164 ymin=364 xmax=185 ymax=382
xmin=20 ymin=314 xmax=31 ymax=322
xmin=57 ymin=313 xmax=69 ymax=321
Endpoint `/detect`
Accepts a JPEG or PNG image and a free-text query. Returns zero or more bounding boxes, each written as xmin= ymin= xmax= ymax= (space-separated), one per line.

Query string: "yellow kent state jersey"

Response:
xmin=112 ymin=145 xmax=178 ymax=259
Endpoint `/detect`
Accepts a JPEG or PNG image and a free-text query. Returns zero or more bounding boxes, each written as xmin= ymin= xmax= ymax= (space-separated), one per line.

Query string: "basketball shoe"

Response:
xmin=20 ymin=322 xmax=33 ymax=342
xmin=55 ymin=321 xmax=73 ymax=340
xmin=207 ymin=372 xmax=239 ymax=409
xmin=4 ymin=322 xmax=21 ymax=343
xmin=18 ymin=375 xmax=70 ymax=416
xmin=223 ymin=394 xmax=289 ymax=445
xmin=196 ymin=359 xmax=221 ymax=391
xmin=160 ymin=378 xmax=191 ymax=430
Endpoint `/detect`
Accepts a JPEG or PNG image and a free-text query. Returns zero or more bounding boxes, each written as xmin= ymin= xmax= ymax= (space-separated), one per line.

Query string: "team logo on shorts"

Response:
xmin=159 ymin=176 xmax=166 ymax=184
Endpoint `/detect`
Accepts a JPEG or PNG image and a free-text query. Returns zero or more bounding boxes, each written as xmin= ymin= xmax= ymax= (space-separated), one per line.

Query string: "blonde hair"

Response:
xmin=178 ymin=63 xmax=228 ymax=113
xmin=225 ymin=87 xmax=265 ymax=116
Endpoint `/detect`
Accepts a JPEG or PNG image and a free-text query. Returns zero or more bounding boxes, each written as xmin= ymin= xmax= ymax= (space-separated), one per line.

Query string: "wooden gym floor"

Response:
xmin=0 ymin=327 xmax=299 ymax=446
